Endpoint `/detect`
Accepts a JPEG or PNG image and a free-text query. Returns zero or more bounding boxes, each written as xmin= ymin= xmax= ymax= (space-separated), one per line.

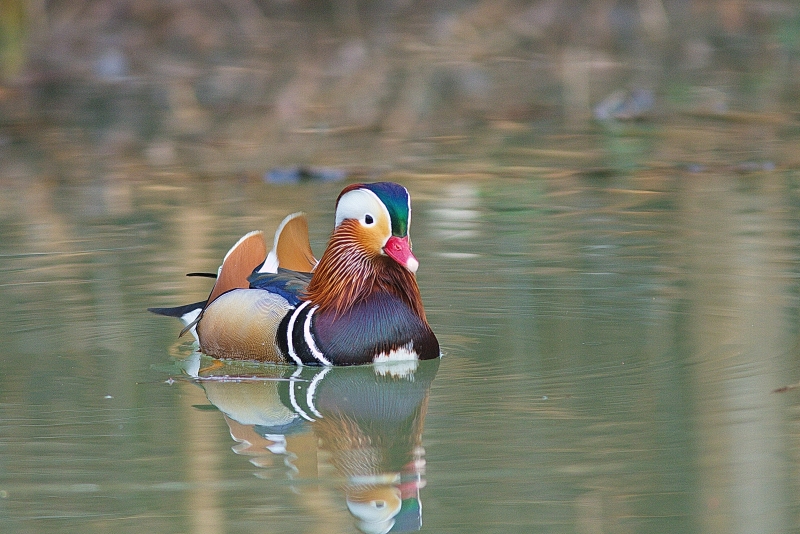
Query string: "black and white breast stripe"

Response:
xmin=281 ymin=301 xmax=332 ymax=366
xmin=277 ymin=293 xmax=436 ymax=366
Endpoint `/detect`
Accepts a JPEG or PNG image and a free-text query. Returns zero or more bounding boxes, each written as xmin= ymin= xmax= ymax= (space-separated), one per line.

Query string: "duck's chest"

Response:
xmin=277 ymin=293 xmax=439 ymax=365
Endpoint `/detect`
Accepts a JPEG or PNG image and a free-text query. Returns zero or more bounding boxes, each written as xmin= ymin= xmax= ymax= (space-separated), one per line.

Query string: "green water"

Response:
xmin=1 ymin=143 xmax=799 ymax=533
xmin=5 ymin=1 xmax=800 ymax=530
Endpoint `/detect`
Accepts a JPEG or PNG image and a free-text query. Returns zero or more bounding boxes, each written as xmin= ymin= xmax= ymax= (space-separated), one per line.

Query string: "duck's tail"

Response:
xmin=148 ymin=300 xmax=207 ymax=341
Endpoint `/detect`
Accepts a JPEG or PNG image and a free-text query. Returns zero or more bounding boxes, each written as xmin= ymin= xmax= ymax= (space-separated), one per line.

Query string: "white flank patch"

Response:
xmin=373 ymin=342 xmax=419 ymax=378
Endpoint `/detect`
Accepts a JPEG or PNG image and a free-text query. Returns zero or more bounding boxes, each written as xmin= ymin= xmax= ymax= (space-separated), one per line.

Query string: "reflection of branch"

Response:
xmin=773 ymin=382 xmax=800 ymax=394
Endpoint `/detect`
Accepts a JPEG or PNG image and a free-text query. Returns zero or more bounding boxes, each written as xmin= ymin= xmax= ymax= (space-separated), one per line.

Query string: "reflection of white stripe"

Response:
xmin=304 ymin=306 xmax=331 ymax=365
xmin=286 ymin=301 xmax=311 ymax=365
xmin=306 ymin=367 xmax=330 ymax=419
xmin=288 ymin=367 xmax=315 ymax=421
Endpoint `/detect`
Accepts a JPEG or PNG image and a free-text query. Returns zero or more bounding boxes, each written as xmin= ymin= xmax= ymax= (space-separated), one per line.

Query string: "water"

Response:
xmin=2 ymin=149 xmax=799 ymax=533
xmin=3 ymin=2 xmax=800 ymax=530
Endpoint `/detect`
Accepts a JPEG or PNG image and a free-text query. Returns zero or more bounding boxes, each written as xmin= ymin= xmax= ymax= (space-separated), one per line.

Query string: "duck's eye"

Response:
xmin=364 ymin=214 xmax=375 ymax=225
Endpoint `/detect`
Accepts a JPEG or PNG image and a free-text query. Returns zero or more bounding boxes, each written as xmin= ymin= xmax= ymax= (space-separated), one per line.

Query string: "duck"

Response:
xmin=149 ymin=182 xmax=440 ymax=366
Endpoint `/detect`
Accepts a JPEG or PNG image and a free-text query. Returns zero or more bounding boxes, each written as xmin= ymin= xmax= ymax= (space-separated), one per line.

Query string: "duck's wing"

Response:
xmin=159 ymin=230 xmax=267 ymax=338
xmin=259 ymin=212 xmax=317 ymax=274
xmin=149 ymin=213 xmax=315 ymax=341
xmin=248 ymin=268 xmax=313 ymax=306
xmin=206 ymin=230 xmax=268 ymax=306
xmin=147 ymin=231 xmax=267 ymax=339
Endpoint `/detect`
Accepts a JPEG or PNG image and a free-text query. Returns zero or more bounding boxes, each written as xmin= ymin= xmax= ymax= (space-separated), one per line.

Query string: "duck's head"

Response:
xmin=333 ymin=182 xmax=418 ymax=273
xmin=305 ymin=182 xmax=426 ymax=316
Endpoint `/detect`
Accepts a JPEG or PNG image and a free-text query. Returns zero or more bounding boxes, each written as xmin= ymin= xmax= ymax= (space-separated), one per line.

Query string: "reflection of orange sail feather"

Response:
xmin=184 ymin=357 xmax=439 ymax=532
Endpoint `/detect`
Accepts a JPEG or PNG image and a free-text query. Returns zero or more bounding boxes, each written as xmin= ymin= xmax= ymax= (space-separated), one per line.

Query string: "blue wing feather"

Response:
xmin=247 ymin=269 xmax=312 ymax=306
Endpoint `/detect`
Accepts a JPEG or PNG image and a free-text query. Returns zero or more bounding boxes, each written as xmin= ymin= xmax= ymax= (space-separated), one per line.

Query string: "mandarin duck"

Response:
xmin=150 ymin=182 xmax=440 ymax=366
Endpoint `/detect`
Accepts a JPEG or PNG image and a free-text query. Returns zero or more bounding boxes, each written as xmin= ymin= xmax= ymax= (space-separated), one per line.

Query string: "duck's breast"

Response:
xmin=308 ymin=293 xmax=440 ymax=365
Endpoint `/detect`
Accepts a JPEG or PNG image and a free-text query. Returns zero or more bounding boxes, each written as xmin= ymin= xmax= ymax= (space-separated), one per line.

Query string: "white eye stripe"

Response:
xmin=335 ymin=189 xmax=390 ymax=229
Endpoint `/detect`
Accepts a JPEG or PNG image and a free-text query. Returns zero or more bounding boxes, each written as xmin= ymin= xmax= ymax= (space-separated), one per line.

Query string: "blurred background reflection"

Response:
xmin=2 ymin=1 xmax=800 ymax=533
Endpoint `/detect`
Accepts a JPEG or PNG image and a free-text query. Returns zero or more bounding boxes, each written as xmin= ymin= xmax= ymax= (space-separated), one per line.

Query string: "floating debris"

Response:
xmin=683 ymin=161 xmax=776 ymax=174
xmin=594 ymin=89 xmax=654 ymax=121
xmin=773 ymin=382 xmax=800 ymax=394
xmin=686 ymin=164 xmax=705 ymax=173
xmin=264 ymin=167 xmax=347 ymax=184
xmin=733 ymin=161 xmax=776 ymax=173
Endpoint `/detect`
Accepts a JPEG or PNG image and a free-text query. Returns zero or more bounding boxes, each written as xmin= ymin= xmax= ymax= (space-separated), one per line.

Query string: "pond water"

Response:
xmin=3 ymin=2 xmax=800 ymax=530
xmin=2 ymin=121 xmax=800 ymax=534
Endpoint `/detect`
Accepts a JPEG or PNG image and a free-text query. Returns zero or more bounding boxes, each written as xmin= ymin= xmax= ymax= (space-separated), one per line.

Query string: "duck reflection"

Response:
xmin=179 ymin=355 xmax=439 ymax=533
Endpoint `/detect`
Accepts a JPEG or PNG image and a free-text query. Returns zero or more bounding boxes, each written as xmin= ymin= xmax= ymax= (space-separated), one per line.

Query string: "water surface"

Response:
xmin=2 ymin=145 xmax=799 ymax=533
